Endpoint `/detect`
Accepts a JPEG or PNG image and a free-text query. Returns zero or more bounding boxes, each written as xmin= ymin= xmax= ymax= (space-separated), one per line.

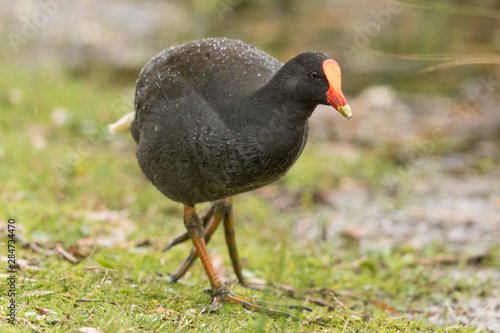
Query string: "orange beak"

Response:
xmin=322 ymin=59 xmax=352 ymax=120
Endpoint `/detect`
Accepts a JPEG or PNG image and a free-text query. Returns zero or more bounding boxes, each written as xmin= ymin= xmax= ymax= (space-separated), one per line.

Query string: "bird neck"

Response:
xmin=247 ymin=71 xmax=316 ymax=126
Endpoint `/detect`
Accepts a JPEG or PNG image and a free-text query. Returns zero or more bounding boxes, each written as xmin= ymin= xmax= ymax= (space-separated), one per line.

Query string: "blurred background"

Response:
xmin=2 ymin=0 xmax=499 ymax=252
xmin=1 ymin=0 xmax=499 ymax=329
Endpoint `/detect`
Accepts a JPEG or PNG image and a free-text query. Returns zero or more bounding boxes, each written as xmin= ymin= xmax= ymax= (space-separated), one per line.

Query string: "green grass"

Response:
xmin=0 ymin=61 xmax=497 ymax=332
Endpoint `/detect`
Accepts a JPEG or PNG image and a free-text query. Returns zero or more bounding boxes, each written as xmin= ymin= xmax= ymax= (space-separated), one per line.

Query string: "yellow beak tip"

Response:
xmin=338 ymin=104 xmax=352 ymax=120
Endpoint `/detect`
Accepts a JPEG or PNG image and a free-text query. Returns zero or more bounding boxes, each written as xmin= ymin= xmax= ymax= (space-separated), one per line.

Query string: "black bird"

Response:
xmin=110 ymin=37 xmax=351 ymax=317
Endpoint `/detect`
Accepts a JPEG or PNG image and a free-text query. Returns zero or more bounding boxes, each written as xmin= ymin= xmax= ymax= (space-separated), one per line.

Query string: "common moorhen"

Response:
xmin=110 ymin=37 xmax=352 ymax=317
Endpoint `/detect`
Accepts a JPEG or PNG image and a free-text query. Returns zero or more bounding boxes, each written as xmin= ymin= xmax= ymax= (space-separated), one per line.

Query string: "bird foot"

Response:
xmin=202 ymin=287 xmax=311 ymax=319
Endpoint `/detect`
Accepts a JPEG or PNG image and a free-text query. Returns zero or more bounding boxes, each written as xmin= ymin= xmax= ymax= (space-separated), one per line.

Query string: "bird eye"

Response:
xmin=310 ymin=72 xmax=319 ymax=79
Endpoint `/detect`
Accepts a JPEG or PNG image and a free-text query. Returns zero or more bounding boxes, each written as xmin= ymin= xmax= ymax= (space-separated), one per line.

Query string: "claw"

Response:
xmin=209 ymin=296 xmax=224 ymax=312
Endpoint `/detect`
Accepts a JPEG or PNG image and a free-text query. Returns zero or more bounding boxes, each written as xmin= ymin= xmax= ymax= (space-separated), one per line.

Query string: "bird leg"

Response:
xmin=168 ymin=197 xmax=246 ymax=286
xmin=162 ymin=204 xmax=215 ymax=252
xmin=169 ymin=210 xmax=223 ymax=283
xmin=214 ymin=197 xmax=269 ymax=290
xmin=218 ymin=197 xmax=246 ymax=286
xmin=182 ymin=205 xmax=299 ymax=318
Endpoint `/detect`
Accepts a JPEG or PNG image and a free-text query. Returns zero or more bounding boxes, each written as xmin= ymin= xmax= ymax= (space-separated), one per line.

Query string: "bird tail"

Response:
xmin=108 ymin=111 xmax=135 ymax=133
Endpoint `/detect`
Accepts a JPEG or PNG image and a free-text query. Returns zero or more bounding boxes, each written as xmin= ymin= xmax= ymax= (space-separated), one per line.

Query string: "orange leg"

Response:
xmin=169 ymin=211 xmax=223 ymax=283
xmin=182 ymin=204 xmax=302 ymax=318
xmin=162 ymin=204 xmax=215 ymax=252
xmin=168 ymin=198 xmax=246 ymax=285
xmin=219 ymin=198 xmax=246 ymax=286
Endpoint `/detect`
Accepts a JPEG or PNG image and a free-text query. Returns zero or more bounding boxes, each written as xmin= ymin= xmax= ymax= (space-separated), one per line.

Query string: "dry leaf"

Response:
xmin=77 ymin=328 xmax=105 ymax=333
xmin=0 ymin=256 xmax=43 ymax=271
xmin=304 ymin=296 xmax=336 ymax=309
xmin=244 ymin=278 xmax=266 ymax=290
xmin=370 ymin=299 xmax=398 ymax=314
xmin=164 ymin=309 xmax=182 ymax=318
xmin=35 ymin=307 xmax=48 ymax=316
xmin=34 ymin=306 xmax=57 ymax=316
xmin=21 ymin=290 xmax=55 ymax=298
xmin=66 ymin=244 xmax=91 ymax=259
xmin=135 ymin=239 xmax=152 ymax=247
xmin=151 ymin=307 xmax=165 ymax=314
xmin=0 ymin=274 xmax=37 ymax=282
xmin=82 ymin=266 xmax=118 ymax=274
xmin=55 ymin=245 xmax=79 ymax=264
xmin=272 ymin=283 xmax=296 ymax=297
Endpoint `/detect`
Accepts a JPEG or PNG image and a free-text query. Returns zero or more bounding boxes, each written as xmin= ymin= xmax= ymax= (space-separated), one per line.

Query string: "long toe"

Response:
xmin=205 ymin=288 xmax=306 ymax=319
xmin=222 ymin=293 xmax=299 ymax=319
xmin=162 ymin=230 xmax=190 ymax=252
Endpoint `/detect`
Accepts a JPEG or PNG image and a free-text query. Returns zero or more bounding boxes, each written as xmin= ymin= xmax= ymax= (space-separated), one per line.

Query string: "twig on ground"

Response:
xmin=330 ymin=292 xmax=349 ymax=312
xmin=55 ymin=245 xmax=79 ymax=264
xmin=364 ymin=316 xmax=372 ymax=331
xmin=271 ymin=283 xmax=338 ymax=309
xmin=341 ymin=315 xmax=350 ymax=333
xmin=304 ymin=295 xmax=336 ymax=309
xmin=74 ymin=299 xmax=122 ymax=310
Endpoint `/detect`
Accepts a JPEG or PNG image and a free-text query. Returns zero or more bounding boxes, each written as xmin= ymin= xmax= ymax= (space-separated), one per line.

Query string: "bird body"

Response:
xmin=130 ymin=38 xmax=344 ymax=206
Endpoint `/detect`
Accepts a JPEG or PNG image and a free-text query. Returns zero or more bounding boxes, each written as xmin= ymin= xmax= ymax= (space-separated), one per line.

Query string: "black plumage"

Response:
xmin=131 ymin=37 xmax=344 ymax=206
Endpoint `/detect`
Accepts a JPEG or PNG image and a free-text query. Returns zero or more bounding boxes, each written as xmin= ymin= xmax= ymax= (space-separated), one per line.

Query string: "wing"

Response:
xmin=133 ymin=38 xmax=283 ymax=135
